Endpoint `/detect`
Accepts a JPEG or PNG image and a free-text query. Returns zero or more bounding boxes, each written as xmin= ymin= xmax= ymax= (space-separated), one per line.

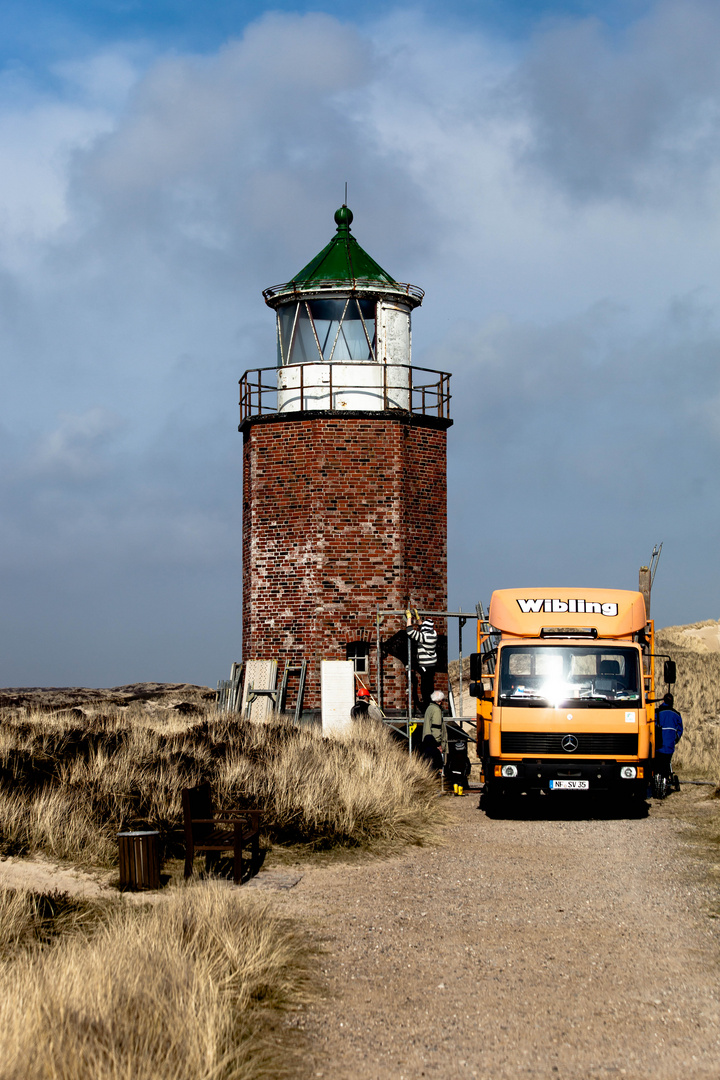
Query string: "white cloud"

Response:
xmin=52 ymin=49 xmax=145 ymax=110
xmin=2 ymin=4 xmax=720 ymax=682
xmin=0 ymin=102 xmax=112 ymax=258
xmin=517 ymin=0 xmax=720 ymax=203
xmin=28 ymin=407 xmax=124 ymax=479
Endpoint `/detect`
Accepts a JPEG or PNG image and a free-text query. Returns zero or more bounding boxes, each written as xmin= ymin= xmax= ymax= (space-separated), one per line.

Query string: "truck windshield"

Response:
xmin=498 ymin=646 xmax=641 ymax=708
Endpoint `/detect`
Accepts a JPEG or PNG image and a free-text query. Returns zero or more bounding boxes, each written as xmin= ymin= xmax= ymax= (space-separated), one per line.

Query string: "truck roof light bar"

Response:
xmin=539 ymin=627 xmax=598 ymax=639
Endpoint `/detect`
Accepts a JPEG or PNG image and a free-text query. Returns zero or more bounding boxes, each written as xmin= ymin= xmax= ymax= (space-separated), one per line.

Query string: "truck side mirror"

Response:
xmin=663 ymin=659 xmax=677 ymax=685
xmin=468 ymin=681 xmax=481 ymax=698
xmin=469 ymin=653 xmax=482 ymax=680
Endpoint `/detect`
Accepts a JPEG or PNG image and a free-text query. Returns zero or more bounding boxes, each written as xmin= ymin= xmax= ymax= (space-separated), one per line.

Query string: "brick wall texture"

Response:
xmin=242 ymin=413 xmax=448 ymax=711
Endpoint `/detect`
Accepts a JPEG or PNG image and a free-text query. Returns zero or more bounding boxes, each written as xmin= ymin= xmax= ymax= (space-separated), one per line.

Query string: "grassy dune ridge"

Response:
xmin=655 ymin=623 xmax=720 ymax=781
xmin=0 ymin=707 xmax=443 ymax=865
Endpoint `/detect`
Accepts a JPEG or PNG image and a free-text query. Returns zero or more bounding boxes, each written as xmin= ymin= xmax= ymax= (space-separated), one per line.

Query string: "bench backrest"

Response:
xmin=182 ymin=782 xmax=215 ymax=844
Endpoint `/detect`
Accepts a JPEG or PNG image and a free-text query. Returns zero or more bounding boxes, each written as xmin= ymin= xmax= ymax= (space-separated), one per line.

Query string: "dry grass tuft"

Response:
xmin=0 ymin=887 xmax=112 ymax=960
xmin=656 ymin=626 xmax=720 ymax=782
xmin=217 ymin=719 xmax=443 ymax=850
xmin=0 ymin=705 xmax=443 ymax=866
xmin=0 ymin=882 xmax=314 ymax=1080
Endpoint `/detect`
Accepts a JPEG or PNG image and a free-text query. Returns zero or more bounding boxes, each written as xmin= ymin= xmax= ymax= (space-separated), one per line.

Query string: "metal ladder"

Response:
xmin=217 ymin=662 xmax=244 ymax=713
xmin=277 ymin=659 xmax=307 ymax=725
xmin=476 ymin=601 xmax=500 ymax=675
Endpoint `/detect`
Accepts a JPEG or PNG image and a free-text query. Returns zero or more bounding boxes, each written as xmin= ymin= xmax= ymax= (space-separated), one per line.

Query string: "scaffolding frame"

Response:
xmin=375 ymin=607 xmax=482 ymax=754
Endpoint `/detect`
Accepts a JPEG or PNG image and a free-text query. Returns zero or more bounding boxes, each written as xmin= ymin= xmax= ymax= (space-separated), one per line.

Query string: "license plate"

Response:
xmin=549 ymin=780 xmax=589 ymax=790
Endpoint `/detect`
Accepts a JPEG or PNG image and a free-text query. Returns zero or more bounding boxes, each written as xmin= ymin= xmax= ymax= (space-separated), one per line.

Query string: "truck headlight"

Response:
xmin=501 ymin=764 xmax=518 ymax=778
xmin=620 ymin=766 xmax=637 ymax=779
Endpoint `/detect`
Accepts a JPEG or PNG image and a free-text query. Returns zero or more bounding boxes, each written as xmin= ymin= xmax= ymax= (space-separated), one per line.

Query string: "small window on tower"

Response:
xmin=346 ymin=642 xmax=369 ymax=674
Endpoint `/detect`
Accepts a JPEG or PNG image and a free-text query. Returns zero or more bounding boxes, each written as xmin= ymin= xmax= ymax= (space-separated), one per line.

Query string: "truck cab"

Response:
xmin=470 ymin=589 xmax=656 ymax=802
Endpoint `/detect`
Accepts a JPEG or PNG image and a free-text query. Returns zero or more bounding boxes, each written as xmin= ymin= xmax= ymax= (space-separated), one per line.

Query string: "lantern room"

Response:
xmin=262 ymin=205 xmax=424 ymax=412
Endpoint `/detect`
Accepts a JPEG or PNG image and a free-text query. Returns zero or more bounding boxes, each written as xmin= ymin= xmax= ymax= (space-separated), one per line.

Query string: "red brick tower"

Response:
xmin=239 ymin=206 xmax=452 ymax=713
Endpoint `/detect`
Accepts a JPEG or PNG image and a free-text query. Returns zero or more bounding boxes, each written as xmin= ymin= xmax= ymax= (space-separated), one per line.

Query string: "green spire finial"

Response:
xmin=274 ymin=203 xmax=406 ymax=291
xmin=334 ymin=205 xmax=353 ymax=232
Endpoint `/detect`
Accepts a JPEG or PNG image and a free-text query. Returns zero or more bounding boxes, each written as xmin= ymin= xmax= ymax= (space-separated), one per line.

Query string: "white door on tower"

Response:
xmin=321 ymin=660 xmax=355 ymax=734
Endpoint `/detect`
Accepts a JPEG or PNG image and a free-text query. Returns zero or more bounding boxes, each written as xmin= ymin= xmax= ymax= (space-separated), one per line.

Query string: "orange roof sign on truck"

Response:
xmin=488 ymin=588 xmax=647 ymax=639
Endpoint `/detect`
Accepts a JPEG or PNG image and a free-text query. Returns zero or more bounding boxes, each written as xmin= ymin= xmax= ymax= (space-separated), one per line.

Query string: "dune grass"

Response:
xmin=0 ymin=702 xmax=443 ymax=1079
xmin=0 ymin=882 xmax=314 ymax=1080
xmin=655 ymin=626 xmax=720 ymax=782
xmin=0 ymin=886 xmax=111 ymax=960
xmin=0 ymin=707 xmax=443 ymax=867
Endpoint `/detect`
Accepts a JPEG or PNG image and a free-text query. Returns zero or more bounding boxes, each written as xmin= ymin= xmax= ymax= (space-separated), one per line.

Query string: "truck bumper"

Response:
xmin=484 ymin=758 xmax=650 ymax=797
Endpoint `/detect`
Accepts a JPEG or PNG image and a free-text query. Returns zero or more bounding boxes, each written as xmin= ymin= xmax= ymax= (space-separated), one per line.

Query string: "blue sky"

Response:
xmin=1 ymin=0 xmax=719 ymax=686
xmin=0 ymin=1 xmax=653 ymax=56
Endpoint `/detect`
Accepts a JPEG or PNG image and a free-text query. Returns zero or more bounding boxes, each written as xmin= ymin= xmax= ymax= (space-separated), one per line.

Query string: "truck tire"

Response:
xmin=481 ymin=781 xmax=504 ymax=816
xmin=653 ymin=773 xmax=668 ymax=800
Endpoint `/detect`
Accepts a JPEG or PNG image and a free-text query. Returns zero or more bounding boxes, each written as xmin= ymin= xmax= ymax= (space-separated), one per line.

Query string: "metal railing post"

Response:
xmin=407 ymin=629 xmax=413 ymax=754
xmin=458 ymin=608 xmax=467 ymax=718
xmin=376 ymin=610 xmax=383 ymax=714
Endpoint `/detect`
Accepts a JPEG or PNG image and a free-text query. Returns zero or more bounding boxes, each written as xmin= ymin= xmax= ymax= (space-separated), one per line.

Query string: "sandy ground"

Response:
xmin=0 ymin=854 xmax=117 ymax=899
xmin=0 ymin=856 xmax=303 ymax=902
xmin=0 ymin=783 xmax=717 ymax=1078
xmin=277 ymin=788 xmax=720 ymax=1080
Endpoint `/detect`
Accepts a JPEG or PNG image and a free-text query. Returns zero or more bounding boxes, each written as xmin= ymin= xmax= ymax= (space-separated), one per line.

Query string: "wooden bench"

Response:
xmin=182 ymin=782 xmax=261 ymax=885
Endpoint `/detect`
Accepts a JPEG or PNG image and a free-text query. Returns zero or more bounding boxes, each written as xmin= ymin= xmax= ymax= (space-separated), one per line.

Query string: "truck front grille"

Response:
xmin=500 ymin=732 xmax=639 ymax=755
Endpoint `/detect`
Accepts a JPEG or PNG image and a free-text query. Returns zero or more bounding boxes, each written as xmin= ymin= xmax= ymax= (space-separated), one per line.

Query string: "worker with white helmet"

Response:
xmin=421 ymin=689 xmax=445 ymax=771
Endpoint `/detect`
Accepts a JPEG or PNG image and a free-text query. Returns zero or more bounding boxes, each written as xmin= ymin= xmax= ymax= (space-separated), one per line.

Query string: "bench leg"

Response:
xmin=184 ymin=847 xmax=194 ymax=879
xmin=233 ymin=823 xmax=243 ymax=885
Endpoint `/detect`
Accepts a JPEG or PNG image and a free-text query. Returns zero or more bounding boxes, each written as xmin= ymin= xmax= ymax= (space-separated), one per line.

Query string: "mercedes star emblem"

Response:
xmin=561 ymin=734 xmax=579 ymax=753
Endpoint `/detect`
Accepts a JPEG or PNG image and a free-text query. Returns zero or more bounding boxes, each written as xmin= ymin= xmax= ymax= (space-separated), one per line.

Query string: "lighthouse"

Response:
xmin=239 ymin=205 xmax=452 ymax=714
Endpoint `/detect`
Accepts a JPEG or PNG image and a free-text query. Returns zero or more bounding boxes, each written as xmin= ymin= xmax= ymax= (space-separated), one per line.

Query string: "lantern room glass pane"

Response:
xmin=279 ymin=296 xmax=377 ymax=364
xmin=293 ymin=303 xmax=322 ymax=363
xmin=309 ymin=298 xmax=348 ymax=358
xmin=277 ymin=305 xmax=297 ymax=366
xmin=312 ymin=297 xmax=376 ymax=362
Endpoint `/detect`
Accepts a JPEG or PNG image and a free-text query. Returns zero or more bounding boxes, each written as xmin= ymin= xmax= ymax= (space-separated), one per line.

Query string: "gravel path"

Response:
xmin=279 ymin=789 xmax=720 ymax=1080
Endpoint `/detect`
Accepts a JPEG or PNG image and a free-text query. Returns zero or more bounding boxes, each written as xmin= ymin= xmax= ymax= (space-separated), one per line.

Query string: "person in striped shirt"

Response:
xmin=406 ymin=612 xmax=438 ymax=709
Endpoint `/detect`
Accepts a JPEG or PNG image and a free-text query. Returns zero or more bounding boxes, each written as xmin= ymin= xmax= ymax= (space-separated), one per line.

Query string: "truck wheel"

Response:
xmin=653 ymin=774 xmax=668 ymax=800
xmin=481 ymin=781 xmax=504 ymax=816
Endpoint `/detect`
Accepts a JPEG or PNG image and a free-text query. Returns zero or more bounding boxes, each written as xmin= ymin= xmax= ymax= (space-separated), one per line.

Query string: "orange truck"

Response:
xmin=469 ymin=588 xmax=676 ymax=802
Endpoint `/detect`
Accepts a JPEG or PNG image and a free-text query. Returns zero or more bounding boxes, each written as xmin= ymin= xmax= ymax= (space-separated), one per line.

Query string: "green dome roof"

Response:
xmin=291 ymin=205 xmax=397 ymax=286
xmin=262 ymin=206 xmax=424 ymax=308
